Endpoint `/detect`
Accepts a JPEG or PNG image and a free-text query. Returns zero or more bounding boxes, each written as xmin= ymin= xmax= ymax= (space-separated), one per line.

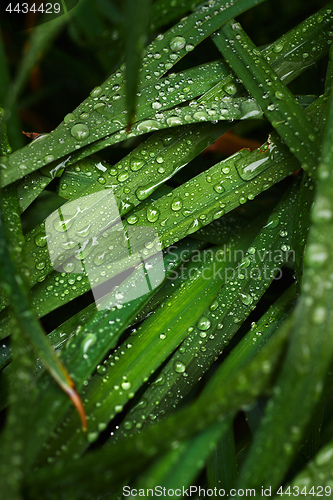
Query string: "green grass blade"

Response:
xmin=235 ymin=44 xmax=333 ymax=494
xmin=124 ymin=0 xmax=151 ymax=126
xmin=214 ymin=21 xmax=320 ymax=173
xmin=135 ymin=419 xmax=232 ymax=495
xmin=26 ymin=280 xmax=290 ymax=498
xmin=206 ymin=419 xmax=238 ymax=492
xmin=0 ymin=0 xmax=268 ymax=186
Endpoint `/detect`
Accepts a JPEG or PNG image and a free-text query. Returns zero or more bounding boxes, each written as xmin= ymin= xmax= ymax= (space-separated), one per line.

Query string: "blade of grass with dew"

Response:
xmin=25 ymin=281 xmax=291 ymax=499
xmin=34 ymin=232 xmax=258 ymax=464
xmin=214 ymin=21 xmax=320 ymax=174
xmin=115 ymin=283 xmax=297 ymax=440
xmin=0 ymin=238 xmax=200 ymax=416
xmin=234 ymin=45 xmax=333 ymax=495
xmin=0 ymin=0 xmax=268 ymax=186
xmin=0 ymin=125 xmax=300 ymax=334
xmin=38 ymin=183 xmax=298 ymax=462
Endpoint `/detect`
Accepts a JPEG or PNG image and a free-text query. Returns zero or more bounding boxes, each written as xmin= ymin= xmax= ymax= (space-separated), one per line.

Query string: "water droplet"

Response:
xmin=312 ymin=306 xmax=326 ymax=324
xmin=173 ymin=361 xmax=186 ymax=373
xmin=35 ymin=233 xmax=47 ymax=247
xmin=44 ymin=154 xmax=55 ymax=164
xmin=193 ymin=111 xmax=208 ymax=121
xmin=130 ymin=158 xmax=145 ymax=171
xmin=127 ymin=215 xmax=139 ymax=225
xmin=137 ymin=120 xmax=159 ymax=133
xmin=70 ymin=123 xmax=90 ymax=141
xmin=275 ymin=90 xmax=284 ymax=100
xmin=197 ymin=317 xmax=211 ymax=331
xmin=156 ymin=156 xmax=164 ymax=164
xmin=223 ymin=82 xmax=237 ymax=95
xmin=305 ymin=243 xmax=328 ymax=267
xmin=264 ymin=212 xmax=280 ymax=229
xmin=87 ymin=432 xmax=98 ymax=443
xmin=117 ymin=172 xmax=129 ymax=182
xmin=273 ymin=42 xmax=284 ymax=53
xmin=171 ymin=199 xmax=183 ymax=211
xmin=236 ymin=155 xmax=269 ymax=181
xmin=170 ymin=36 xmax=186 ymax=52
xmin=166 ymin=116 xmax=183 ymax=126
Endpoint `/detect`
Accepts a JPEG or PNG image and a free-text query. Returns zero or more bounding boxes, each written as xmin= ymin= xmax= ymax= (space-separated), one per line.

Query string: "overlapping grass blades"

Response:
xmin=1 ymin=1 xmax=333 ymax=498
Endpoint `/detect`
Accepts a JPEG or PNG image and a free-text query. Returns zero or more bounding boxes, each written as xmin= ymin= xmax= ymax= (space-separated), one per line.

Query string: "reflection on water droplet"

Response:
xmin=137 ymin=120 xmax=159 ymax=133
xmin=239 ymin=292 xmax=253 ymax=306
xmin=264 ymin=212 xmax=280 ymax=229
xmin=130 ymin=158 xmax=145 ymax=171
xmin=170 ymin=36 xmax=186 ymax=52
xmin=121 ymin=381 xmax=131 ymax=390
xmin=44 ymin=155 xmax=55 ymax=164
xmin=81 ymin=333 xmax=96 ymax=353
xmin=127 ymin=215 xmax=139 ymax=225
xmin=70 ymin=123 xmax=90 ymax=141
xmin=35 ymin=233 xmax=47 ymax=247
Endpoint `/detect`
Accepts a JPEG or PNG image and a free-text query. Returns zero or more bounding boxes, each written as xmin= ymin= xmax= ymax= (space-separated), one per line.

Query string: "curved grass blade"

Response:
xmin=214 ymin=21 xmax=320 ymax=173
xmin=116 ymin=283 xmax=296 ymax=439
xmin=124 ymin=0 xmax=151 ymax=127
xmin=0 ymin=0 xmax=268 ymax=186
xmin=235 ymin=45 xmax=333 ymax=495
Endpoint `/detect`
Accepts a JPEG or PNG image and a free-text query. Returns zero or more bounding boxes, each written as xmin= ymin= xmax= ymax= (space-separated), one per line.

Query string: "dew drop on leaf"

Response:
xmin=70 ymin=123 xmax=90 ymax=141
xmin=170 ymin=36 xmax=186 ymax=52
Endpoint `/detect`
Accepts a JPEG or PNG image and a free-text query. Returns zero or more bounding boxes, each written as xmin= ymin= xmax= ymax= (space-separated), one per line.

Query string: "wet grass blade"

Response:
xmin=215 ymin=21 xmax=320 ymax=173
xmin=0 ymin=166 xmax=87 ymax=432
xmin=235 ymin=44 xmax=333 ymax=494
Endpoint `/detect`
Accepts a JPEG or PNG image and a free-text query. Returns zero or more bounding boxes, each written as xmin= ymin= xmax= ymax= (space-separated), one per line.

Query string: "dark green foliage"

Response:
xmin=1 ymin=1 xmax=333 ymax=498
